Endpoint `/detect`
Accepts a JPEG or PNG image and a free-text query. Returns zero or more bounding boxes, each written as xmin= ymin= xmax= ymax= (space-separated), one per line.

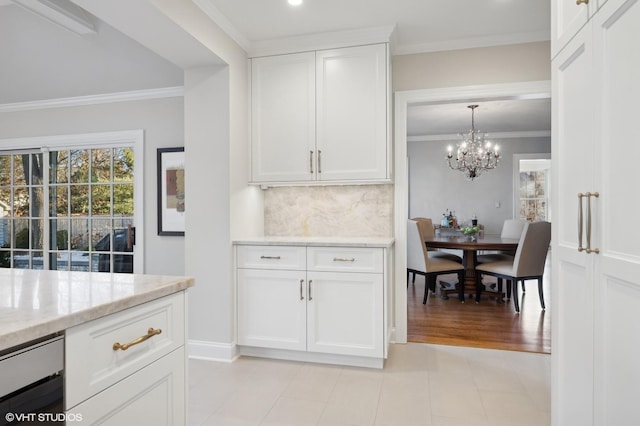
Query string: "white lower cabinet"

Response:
xmin=236 ymin=244 xmax=387 ymax=365
xmin=65 ymin=292 xmax=187 ymax=425
xmin=67 ymin=348 xmax=185 ymax=425
xmin=306 ymin=271 xmax=383 ymax=357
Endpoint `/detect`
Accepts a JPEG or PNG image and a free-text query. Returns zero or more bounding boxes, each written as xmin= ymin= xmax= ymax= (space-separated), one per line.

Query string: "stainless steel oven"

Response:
xmin=0 ymin=335 xmax=63 ymax=425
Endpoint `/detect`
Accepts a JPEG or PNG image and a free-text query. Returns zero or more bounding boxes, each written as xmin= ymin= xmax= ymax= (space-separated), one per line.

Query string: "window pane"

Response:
xmin=31 ymin=153 xmax=43 ymax=185
xmin=13 ymin=251 xmax=29 ymax=269
xmin=0 ymin=216 xmax=9 ymax=247
xmin=50 ymin=219 xmax=69 ymax=250
xmin=71 ymin=255 xmax=90 ymax=272
xmin=0 ymin=189 xmax=10 ymax=215
xmin=31 ymin=219 xmax=43 ymax=250
xmin=13 ymin=188 xmax=29 ymax=217
xmin=13 ymin=155 xmax=27 ymax=185
xmin=91 ymin=185 xmax=111 ymax=215
xmin=92 ymin=219 xmax=111 ymax=251
xmin=70 ymin=185 xmax=89 ymax=215
xmin=113 ymin=148 xmax=134 ymax=182
xmin=50 ymin=186 xmax=68 ymax=217
xmin=30 ymin=187 xmax=43 ymax=218
xmin=14 ymin=219 xmax=29 ymax=249
xmin=91 ymin=149 xmax=111 ymax=182
xmin=32 ymin=251 xmax=44 ymax=270
xmin=0 ymin=155 xmax=11 ymax=186
xmin=0 ymin=250 xmax=9 ymax=268
xmin=70 ymin=150 xmax=89 ymax=183
xmin=70 ymin=219 xmax=89 ymax=251
xmin=50 ymin=151 xmax=69 ymax=184
xmin=113 ymin=184 xmax=133 ymax=215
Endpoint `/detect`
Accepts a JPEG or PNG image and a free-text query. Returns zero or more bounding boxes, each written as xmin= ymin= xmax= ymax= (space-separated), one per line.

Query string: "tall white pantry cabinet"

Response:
xmin=551 ymin=0 xmax=640 ymax=425
xmin=249 ymin=43 xmax=389 ymax=184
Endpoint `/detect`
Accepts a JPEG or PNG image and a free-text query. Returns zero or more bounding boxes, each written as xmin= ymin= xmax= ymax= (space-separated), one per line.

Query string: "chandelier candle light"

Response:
xmin=447 ymin=105 xmax=500 ymax=180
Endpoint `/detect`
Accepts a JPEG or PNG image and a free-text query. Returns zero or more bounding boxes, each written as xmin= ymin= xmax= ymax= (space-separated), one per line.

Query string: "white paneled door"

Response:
xmin=552 ymin=0 xmax=640 ymax=424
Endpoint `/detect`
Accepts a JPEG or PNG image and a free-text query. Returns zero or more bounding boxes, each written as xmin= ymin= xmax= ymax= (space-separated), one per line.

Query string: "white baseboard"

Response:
xmin=188 ymin=339 xmax=239 ymax=362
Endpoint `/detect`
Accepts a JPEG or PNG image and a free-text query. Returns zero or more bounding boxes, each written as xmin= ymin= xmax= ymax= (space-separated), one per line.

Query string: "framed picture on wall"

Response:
xmin=157 ymin=147 xmax=185 ymax=236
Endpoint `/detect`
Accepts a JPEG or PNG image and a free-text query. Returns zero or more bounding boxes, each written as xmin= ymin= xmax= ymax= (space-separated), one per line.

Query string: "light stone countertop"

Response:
xmin=233 ymin=236 xmax=395 ymax=248
xmin=0 ymin=269 xmax=194 ymax=352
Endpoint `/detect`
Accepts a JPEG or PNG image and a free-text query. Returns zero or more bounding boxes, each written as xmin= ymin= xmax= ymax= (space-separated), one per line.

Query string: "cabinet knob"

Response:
xmin=113 ymin=328 xmax=162 ymax=351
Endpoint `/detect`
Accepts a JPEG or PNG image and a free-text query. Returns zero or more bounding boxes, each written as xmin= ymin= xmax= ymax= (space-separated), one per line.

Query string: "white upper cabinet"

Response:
xmin=251 ymin=52 xmax=316 ymax=182
xmin=316 ymin=44 xmax=388 ymax=182
xmin=551 ymin=0 xmax=594 ymax=58
xmin=250 ymin=43 xmax=390 ymax=185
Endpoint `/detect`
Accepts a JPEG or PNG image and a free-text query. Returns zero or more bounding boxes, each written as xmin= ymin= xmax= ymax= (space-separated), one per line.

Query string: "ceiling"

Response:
xmin=201 ymin=0 xmax=550 ymax=55
xmin=1 ymin=0 xmax=551 ymax=138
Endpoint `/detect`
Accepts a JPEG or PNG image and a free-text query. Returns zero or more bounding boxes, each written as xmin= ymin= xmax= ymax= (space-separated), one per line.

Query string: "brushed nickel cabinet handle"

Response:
xmin=310 ymin=150 xmax=314 ymax=174
xmin=578 ymin=193 xmax=585 ymax=252
xmin=260 ymin=255 xmax=281 ymax=260
xmin=586 ymin=192 xmax=600 ymax=254
xmin=318 ymin=150 xmax=322 ymax=174
xmin=113 ymin=328 xmax=162 ymax=351
xmin=333 ymin=257 xmax=356 ymax=262
xmin=300 ymin=279 xmax=304 ymax=300
xmin=576 ymin=0 xmax=589 ymax=5
xmin=308 ymin=280 xmax=313 ymax=301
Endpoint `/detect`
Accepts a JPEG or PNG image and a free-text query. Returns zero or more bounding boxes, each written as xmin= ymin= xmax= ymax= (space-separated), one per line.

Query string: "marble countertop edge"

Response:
xmin=233 ymin=236 xmax=395 ymax=248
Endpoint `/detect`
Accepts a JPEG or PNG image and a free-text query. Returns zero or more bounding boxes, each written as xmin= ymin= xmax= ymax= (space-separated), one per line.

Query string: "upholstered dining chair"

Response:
xmin=476 ymin=218 xmax=527 ymax=264
xmin=407 ymin=218 xmax=462 ymax=286
xmin=407 ymin=219 xmax=465 ymax=303
xmin=474 ymin=221 xmax=551 ymax=313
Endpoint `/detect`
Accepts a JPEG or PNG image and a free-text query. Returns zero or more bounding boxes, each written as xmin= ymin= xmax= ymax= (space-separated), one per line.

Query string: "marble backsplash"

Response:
xmin=264 ymin=185 xmax=394 ymax=237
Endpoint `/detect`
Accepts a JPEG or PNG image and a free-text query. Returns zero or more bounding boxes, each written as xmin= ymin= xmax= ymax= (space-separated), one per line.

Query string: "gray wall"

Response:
xmin=408 ymin=137 xmax=550 ymax=235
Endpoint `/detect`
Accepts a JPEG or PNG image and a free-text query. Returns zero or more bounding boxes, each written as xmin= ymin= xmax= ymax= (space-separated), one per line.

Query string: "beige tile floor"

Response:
xmin=189 ymin=343 xmax=550 ymax=426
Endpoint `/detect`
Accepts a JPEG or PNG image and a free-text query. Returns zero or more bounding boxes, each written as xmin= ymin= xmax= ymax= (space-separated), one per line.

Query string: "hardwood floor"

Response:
xmin=407 ymin=262 xmax=551 ymax=354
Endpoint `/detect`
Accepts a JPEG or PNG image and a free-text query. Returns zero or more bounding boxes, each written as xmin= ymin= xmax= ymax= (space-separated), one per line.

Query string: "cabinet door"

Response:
xmin=551 ymin=23 xmax=596 ymax=426
xmin=306 ymin=271 xmax=383 ymax=357
xmin=67 ymin=348 xmax=186 ymax=425
xmin=316 ymin=44 xmax=388 ymax=181
xmin=237 ymin=269 xmax=307 ymax=351
xmin=592 ymin=0 xmax=640 ymax=423
xmin=251 ymin=52 xmax=316 ymax=182
xmin=551 ymin=0 xmax=593 ymax=58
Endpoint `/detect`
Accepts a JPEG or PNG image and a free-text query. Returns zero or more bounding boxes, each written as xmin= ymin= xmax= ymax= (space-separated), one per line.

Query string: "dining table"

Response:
xmin=424 ymin=235 xmax=519 ymax=300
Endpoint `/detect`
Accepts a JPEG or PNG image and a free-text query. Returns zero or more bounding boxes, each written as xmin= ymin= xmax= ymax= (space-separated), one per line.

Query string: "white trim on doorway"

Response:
xmin=393 ymin=80 xmax=551 ymax=343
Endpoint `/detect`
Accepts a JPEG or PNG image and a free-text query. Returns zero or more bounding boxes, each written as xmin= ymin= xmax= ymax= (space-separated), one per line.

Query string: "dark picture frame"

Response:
xmin=157 ymin=147 xmax=185 ymax=236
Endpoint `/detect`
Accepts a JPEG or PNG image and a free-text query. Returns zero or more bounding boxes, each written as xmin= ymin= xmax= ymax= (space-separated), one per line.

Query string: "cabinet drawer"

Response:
xmin=307 ymin=247 xmax=383 ymax=273
xmin=65 ymin=292 xmax=185 ymax=409
xmin=237 ymin=245 xmax=306 ymax=270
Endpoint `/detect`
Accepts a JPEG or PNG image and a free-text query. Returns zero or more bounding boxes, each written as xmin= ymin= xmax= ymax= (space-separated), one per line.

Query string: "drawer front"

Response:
xmin=65 ymin=292 xmax=185 ymax=409
xmin=307 ymin=247 xmax=383 ymax=273
xmin=237 ymin=245 xmax=306 ymax=270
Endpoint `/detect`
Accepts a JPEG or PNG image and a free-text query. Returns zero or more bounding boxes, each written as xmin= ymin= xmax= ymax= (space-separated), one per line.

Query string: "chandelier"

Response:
xmin=446 ymin=105 xmax=500 ymax=180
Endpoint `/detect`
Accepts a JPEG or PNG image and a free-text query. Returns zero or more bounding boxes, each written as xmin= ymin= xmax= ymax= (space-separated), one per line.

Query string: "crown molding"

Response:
xmin=192 ymin=0 xmax=251 ymax=52
xmin=408 ymin=130 xmax=551 ymax=143
xmin=0 ymin=86 xmax=184 ymax=113
xmin=394 ymin=30 xmax=550 ymax=56
xmin=12 ymin=0 xmax=97 ymax=35
xmin=248 ymin=25 xmax=395 ymax=58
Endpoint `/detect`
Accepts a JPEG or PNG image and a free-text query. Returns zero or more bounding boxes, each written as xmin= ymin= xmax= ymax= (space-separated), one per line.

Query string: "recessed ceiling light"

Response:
xmin=288 ymin=0 xmax=303 ymax=6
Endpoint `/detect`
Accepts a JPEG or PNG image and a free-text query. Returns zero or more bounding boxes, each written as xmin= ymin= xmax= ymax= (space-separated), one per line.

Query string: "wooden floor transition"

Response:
xmin=407 ymin=262 xmax=551 ymax=354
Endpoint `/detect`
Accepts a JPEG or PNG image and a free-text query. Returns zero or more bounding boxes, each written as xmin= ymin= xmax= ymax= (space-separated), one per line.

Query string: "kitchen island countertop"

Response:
xmin=0 ymin=269 xmax=194 ymax=352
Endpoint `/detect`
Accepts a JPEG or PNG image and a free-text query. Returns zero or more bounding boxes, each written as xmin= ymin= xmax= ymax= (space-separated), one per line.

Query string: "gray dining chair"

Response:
xmin=407 ymin=219 xmax=465 ymax=303
xmin=474 ymin=221 xmax=551 ymax=312
xmin=407 ymin=217 xmax=462 ymax=287
xmin=476 ymin=218 xmax=527 ymax=297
